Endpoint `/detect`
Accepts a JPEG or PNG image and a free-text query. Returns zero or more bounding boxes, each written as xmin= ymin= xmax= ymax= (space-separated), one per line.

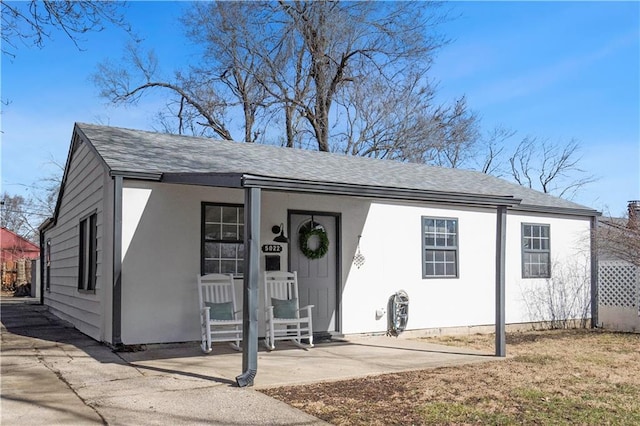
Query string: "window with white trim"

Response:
xmin=522 ymin=223 xmax=550 ymax=278
xmin=422 ymin=217 xmax=458 ymax=278
xmin=78 ymin=213 xmax=97 ymax=292
xmin=202 ymin=203 xmax=244 ymax=276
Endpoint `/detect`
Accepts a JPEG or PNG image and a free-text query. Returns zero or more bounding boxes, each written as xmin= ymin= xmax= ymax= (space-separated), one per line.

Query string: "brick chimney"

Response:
xmin=628 ymin=200 xmax=640 ymax=229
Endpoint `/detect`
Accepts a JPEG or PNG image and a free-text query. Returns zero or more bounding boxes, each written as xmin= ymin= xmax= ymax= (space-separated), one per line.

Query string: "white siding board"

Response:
xmin=44 ymin=140 xmax=107 ymax=342
xmin=48 ymin=303 xmax=101 ymax=341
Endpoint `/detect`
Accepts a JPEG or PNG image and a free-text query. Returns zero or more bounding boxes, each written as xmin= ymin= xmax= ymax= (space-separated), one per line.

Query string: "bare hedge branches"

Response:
xmin=522 ymin=257 xmax=592 ymax=329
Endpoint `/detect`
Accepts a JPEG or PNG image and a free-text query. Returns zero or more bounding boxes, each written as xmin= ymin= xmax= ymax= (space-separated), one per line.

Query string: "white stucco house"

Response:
xmin=39 ymin=123 xmax=599 ymax=355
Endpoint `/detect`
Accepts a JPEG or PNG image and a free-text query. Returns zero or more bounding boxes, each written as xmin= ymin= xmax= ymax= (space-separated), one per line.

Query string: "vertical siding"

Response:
xmin=43 ymin=139 xmax=107 ymax=341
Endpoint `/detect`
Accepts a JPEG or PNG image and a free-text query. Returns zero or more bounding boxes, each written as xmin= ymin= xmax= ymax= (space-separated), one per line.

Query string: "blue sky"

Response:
xmin=2 ymin=1 xmax=639 ymax=216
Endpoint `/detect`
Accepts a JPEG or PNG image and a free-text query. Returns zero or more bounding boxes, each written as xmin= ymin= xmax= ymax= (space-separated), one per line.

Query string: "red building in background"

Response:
xmin=1 ymin=227 xmax=39 ymax=288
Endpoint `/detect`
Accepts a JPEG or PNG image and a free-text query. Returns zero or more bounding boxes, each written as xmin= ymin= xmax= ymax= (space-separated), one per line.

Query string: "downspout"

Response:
xmin=495 ymin=206 xmax=507 ymax=357
xmin=590 ymin=216 xmax=598 ymax=328
xmin=112 ymin=176 xmax=123 ymax=345
xmin=236 ymin=187 xmax=261 ymax=387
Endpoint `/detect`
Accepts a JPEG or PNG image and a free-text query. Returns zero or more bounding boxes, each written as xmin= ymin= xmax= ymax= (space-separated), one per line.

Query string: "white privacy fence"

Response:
xmin=598 ymin=261 xmax=640 ymax=333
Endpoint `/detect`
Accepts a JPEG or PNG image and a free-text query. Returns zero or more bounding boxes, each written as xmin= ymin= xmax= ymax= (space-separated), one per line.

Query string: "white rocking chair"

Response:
xmin=197 ymin=273 xmax=243 ymax=353
xmin=264 ymin=271 xmax=314 ymax=350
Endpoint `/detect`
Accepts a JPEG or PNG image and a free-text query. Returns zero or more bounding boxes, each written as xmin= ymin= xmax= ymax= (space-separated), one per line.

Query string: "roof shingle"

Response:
xmin=75 ymin=122 xmax=597 ymax=214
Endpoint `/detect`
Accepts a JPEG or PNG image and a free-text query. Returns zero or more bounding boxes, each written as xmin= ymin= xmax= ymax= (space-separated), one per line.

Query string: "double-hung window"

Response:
xmin=522 ymin=223 xmax=550 ymax=278
xmin=202 ymin=203 xmax=244 ymax=276
xmin=422 ymin=217 xmax=458 ymax=278
xmin=78 ymin=213 xmax=97 ymax=292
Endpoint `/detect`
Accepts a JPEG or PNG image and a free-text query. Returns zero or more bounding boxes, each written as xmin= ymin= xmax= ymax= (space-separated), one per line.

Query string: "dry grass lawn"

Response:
xmin=261 ymin=330 xmax=640 ymax=425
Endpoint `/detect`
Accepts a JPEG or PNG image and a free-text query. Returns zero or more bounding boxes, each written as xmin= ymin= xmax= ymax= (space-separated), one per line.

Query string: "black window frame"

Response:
xmin=521 ymin=223 xmax=551 ymax=279
xmin=422 ymin=216 xmax=459 ymax=279
xmin=78 ymin=213 xmax=97 ymax=292
xmin=201 ymin=202 xmax=244 ymax=277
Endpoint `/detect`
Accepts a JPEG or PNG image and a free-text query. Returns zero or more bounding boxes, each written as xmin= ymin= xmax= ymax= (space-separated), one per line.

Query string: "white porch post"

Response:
xmin=236 ymin=187 xmax=261 ymax=387
xmin=495 ymin=205 xmax=507 ymax=357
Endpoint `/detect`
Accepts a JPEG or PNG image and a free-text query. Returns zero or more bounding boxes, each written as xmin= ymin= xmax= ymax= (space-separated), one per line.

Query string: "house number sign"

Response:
xmin=262 ymin=244 xmax=283 ymax=253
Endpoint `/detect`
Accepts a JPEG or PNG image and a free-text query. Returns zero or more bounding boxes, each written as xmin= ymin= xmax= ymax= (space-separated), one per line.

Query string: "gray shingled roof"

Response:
xmin=75 ymin=122 xmax=596 ymax=214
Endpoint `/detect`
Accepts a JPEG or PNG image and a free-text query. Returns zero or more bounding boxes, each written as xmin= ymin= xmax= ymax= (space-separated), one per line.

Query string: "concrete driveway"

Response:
xmin=1 ymin=297 xmax=496 ymax=425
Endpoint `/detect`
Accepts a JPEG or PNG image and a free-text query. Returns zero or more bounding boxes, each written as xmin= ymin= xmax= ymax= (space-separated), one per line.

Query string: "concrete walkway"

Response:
xmin=1 ymin=297 xmax=496 ymax=425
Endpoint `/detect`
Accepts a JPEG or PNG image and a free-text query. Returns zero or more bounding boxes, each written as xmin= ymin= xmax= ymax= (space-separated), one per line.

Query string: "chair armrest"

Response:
xmin=298 ymin=305 xmax=314 ymax=317
xmin=201 ymin=306 xmax=210 ymax=319
xmin=298 ymin=304 xmax=314 ymax=310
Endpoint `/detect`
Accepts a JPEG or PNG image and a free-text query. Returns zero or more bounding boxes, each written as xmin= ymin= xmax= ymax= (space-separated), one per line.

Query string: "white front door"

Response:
xmin=289 ymin=212 xmax=338 ymax=336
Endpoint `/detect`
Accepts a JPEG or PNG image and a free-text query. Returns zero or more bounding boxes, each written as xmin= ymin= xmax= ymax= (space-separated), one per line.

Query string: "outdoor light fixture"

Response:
xmin=272 ymin=223 xmax=289 ymax=243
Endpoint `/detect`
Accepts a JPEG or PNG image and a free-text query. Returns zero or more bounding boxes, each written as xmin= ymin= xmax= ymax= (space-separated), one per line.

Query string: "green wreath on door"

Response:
xmin=299 ymin=224 xmax=329 ymax=260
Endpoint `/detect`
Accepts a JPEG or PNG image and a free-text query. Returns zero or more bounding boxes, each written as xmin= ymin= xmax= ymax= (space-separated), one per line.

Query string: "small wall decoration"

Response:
xmin=353 ymin=235 xmax=366 ymax=268
xmin=299 ymin=218 xmax=329 ymax=260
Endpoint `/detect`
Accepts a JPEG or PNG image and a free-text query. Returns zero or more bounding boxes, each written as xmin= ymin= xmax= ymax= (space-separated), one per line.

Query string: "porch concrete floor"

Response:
xmin=119 ymin=335 xmax=498 ymax=389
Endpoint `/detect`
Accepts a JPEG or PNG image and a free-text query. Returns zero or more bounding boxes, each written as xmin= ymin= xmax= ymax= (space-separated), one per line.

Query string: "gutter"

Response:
xmin=510 ymin=203 xmax=601 ymax=218
xmin=241 ymin=174 xmax=521 ymax=208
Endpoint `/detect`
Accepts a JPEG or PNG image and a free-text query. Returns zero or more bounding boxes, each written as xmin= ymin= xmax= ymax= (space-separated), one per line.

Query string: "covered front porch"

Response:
xmin=113 ymin=180 xmax=511 ymax=386
xmin=116 ymin=334 xmax=496 ymax=389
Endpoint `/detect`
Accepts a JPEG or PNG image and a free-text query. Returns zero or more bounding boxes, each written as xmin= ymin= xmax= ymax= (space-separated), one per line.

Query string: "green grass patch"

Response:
xmin=512 ymin=354 xmax=557 ymax=365
xmin=419 ymin=395 xmax=626 ymax=425
xmin=511 ymin=387 xmax=640 ymax=424
xmin=419 ymin=402 xmax=511 ymax=425
xmin=575 ymin=353 xmax=610 ymax=366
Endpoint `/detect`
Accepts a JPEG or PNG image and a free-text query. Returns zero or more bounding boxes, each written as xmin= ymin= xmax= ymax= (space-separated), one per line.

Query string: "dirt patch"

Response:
xmin=261 ymin=330 xmax=640 ymax=425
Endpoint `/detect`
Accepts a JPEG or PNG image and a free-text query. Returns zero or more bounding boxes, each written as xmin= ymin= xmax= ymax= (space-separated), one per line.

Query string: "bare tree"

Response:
xmin=336 ymin=70 xmax=440 ymax=159
xmin=1 ymin=160 xmax=62 ymax=242
xmin=182 ymin=2 xmax=271 ymax=143
xmin=94 ymin=1 xmax=459 ymax=154
xmin=429 ymin=96 xmax=480 ymax=168
xmin=94 ymin=43 xmax=235 ymax=141
xmin=1 ymin=193 xmax=34 ymax=240
xmin=274 ymin=1 xmax=447 ymax=152
xmin=475 ymin=125 xmax=516 ymax=175
xmin=598 ymin=204 xmax=640 ymax=267
xmin=508 ymin=137 xmax=597 ymax=199
xmin=1 ymin=0 xmax=129 ymax=56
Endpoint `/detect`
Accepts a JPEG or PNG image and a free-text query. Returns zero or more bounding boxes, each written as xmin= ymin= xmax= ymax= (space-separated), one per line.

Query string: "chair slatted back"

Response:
xmin=197 ymin=273 xmax=237 ymax=311
xmin=264 ymin=271 xmax=299 ymax=304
